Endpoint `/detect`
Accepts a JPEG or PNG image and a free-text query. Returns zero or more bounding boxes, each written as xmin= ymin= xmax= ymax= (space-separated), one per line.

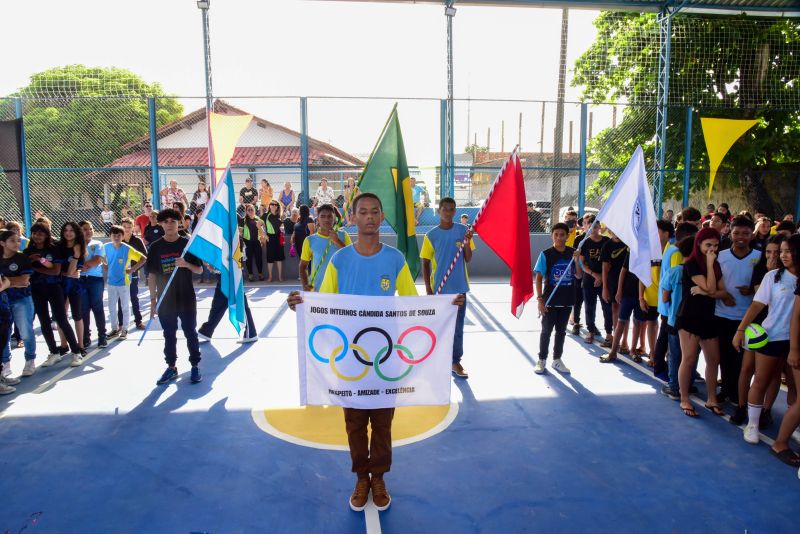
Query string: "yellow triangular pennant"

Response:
xmin=209 ymin=112 xmax=253 ymax=186
xmin=701 ymin=117 xmax=759 ymax=198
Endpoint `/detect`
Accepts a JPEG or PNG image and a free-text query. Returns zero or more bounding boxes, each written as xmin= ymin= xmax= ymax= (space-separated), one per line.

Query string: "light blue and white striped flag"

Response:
xmin=185 ymin=166 xmax=245 ymax=333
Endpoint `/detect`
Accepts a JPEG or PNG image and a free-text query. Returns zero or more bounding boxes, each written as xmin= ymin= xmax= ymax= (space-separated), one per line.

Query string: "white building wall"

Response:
xmin=158 ymin=118 xmax=301 ymax=149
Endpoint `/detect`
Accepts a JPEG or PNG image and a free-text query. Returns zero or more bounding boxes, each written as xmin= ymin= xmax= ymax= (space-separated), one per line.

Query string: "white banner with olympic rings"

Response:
xmin=297 ymin=292 xmax=458 ymax=408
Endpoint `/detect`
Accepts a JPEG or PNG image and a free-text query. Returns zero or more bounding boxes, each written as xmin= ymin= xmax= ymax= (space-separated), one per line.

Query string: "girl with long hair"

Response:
xmin=259 ymin=179 xmax=274 ymax=215
xmin=241 ymin=204 xmax=267 ymax=281
xmin=25 ymin=223 xmax=81 ymax=365
xmin=58 ymin=222 xmax=87 ymax=359
xmin=734 ymin=234 xmax=800 ymax=460
xmin=676 ymin=227 xmax=727 ymax=417
xmin=191 ymin=182 xmax=210 ymax=214
xmin=262 ymin=201 xmax=286 ymax=282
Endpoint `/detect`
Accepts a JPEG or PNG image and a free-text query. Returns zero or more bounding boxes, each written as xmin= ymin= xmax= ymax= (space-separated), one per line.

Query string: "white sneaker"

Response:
xmin=2 ymin=374 xmax=20 ymax=386
xmin=70 ymin=353 xmax=84 ymax=367
xmin=236 ymin=336 xmax=258 ymax=344
xmin=552 ymin=359 xmax=571 ymax=374
xmin=534 ymin=359 xmax=547 ymax=374
xmin=0 ymin=381 xmax=15 ymax=395
xmin=744 ymin=424 xmax=760 ymax=444
xmin=41 ymin=353 xmax=63 ymax=367
xmin=119 ymin=330 xmax=128 ymax=340
xmin=21 ymin=360 xmax=36 ymax=377
xmin=1 ymin=364 xmax=11 ymax=378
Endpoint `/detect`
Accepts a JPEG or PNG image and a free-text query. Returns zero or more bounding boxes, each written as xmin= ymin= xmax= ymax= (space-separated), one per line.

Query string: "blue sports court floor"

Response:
xmin=1 ymin=281 xmax=799 ymax=533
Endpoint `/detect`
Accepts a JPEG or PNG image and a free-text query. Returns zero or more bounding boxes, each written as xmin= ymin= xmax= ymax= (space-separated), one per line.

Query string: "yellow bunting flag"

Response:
xmin=208 ymin=112 xmax=252 ymax=186
xmin=701 ymin=117 xmax=758 ymax=197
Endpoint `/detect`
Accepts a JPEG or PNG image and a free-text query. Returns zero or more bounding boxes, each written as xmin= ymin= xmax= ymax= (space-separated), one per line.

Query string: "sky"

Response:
xmin=1 ymin=0 xmax=603 ymax=165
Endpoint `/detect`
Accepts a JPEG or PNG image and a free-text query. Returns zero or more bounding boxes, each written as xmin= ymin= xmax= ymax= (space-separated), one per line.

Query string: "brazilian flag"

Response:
xmin=357 ymin=105 xmax=420 ymax=278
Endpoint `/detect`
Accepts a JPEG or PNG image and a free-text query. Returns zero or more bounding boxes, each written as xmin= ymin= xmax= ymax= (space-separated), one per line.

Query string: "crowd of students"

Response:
xmin=3 ymin=193 xmax=800 ymax=511
xmin=534 ymin=203 xmax=800 ymax=469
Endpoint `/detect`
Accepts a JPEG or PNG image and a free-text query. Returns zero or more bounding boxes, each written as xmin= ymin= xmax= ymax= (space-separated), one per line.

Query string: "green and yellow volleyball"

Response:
xmin=744 ymin=324 xmax=768 ymax=350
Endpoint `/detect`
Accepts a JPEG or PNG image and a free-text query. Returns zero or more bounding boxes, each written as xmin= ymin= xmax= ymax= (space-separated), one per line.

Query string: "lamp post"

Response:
xmin=197 ymin=0 xmax=215 ymax=185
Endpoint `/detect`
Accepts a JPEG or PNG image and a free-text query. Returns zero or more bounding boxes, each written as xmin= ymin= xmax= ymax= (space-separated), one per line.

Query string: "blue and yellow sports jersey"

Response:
xmin=420 ymin=223 xmax=475 ymax=294
xmin=104 ymin=242 xmax=144 ymax=286
xmin=300 ymin=231 xmax=352 ymax=290
xmin=319 ymin=243 xmax=418 ymax=297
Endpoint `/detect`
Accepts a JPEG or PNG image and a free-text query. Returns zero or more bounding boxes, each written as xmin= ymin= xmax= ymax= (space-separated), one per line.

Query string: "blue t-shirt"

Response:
xmin=658 ymin=245 xmax=680 ymax=316
xmin=104 ymin=242 xmax=145 ymax=287
xmin=300 ymin=231 xmax=352 ymax=290
xmin=82 ymin=239 xmax=106 ymax=278
xmin=319 ymin=244 xmax=418 ymax=296
xmin=0 ymin=252 xmax=32 ymax=301
xmin=660 ymin=264 xmax=684 ymax=327
xmin=411 ymin=185 xmax=424 ymax=204
xmin=420 ymin=223 xmax=475 ymax=295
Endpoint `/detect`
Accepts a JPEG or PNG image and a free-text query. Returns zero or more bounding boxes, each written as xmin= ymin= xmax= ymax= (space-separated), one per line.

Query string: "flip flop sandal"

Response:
xmin=632 ymin=354 xmax=643 ymax=363
xmin=600 ymin=355 xmax=617 ymax=363
xmin=600 ymin=337 xmax=613 ymax=348
xmin=681 ymin=405 xmax=699 ymax=418
xmin=619 ymin=346 xmax=630 ymax=355
xmin=585 ymin=333 xmax=595 ymax=344
xmin=770 ymin=448 xmax=800 ymax=466
xmin=705 ymin=404 xmax=725 ymax=417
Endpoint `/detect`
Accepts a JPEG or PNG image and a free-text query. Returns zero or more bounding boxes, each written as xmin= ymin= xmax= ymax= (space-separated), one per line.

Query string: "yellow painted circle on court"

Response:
xmin=251 ymin=403 xmax=459 ymax=450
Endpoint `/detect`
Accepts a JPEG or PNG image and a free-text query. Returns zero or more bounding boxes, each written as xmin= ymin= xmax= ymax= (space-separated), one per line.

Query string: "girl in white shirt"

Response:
xmin=733 ymin=234 xmax=800 ymax=460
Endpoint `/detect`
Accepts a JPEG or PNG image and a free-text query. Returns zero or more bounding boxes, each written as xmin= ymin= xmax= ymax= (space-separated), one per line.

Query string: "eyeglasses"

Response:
xmin=144 ymin=205 xmax=152 ymax=208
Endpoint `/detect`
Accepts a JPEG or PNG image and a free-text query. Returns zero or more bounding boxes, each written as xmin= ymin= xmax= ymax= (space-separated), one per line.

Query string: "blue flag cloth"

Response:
xmin=186 ymin=167 xmax=246 ymax=333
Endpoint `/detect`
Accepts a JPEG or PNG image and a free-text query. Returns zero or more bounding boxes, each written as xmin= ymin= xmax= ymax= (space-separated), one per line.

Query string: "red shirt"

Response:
xmin=135 ymin=213 xmax=149 ymax=236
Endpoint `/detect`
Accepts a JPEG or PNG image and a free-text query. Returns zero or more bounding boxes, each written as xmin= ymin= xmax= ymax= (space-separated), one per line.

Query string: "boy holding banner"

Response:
xmin=299 ymin=203 xmax=351 ymax=291
xmin=421 ymin=197 xmax=474 ymax=379
xmin=287 ymin=193 xmax=463 ymax=513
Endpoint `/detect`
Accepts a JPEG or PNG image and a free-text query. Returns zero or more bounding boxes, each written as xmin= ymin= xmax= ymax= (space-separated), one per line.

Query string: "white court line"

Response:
xmin=364 ymin=500 xmax=382 ymax=534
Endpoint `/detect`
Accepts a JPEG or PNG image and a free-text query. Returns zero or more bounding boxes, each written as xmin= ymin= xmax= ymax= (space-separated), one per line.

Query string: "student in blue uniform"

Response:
xmin=299 ymin=203 xmax=351 ymax=291
xmin=421 ymin=197 xmax=474 ymax=378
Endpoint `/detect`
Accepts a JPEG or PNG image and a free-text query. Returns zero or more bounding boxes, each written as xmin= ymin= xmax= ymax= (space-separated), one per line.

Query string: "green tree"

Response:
xmin=14 ymin=65 xmax=183 ymax=168
xmin=573 ymin=13 xmax=800 ymax=215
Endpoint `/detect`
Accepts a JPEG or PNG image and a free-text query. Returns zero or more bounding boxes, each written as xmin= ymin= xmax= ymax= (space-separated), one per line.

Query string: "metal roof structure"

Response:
xmin=335 ymin=0 xmax=800 ymax=16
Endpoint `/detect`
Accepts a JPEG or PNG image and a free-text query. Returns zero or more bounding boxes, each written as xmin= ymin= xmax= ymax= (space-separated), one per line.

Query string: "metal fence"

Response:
xmin=1 ymin=95 xmax=798 ymax=234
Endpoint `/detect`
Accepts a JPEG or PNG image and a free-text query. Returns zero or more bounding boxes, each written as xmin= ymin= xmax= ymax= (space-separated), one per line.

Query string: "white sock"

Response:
xmin=747 ymin=403 xmax=762 ymax=426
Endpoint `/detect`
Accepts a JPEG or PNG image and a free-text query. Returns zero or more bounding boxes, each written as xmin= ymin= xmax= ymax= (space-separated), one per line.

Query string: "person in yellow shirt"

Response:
xmin=288 ymin=193 xmax=463 ymax=513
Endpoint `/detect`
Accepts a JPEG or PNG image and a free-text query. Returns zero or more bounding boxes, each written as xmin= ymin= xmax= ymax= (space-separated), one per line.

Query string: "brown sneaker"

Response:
xmin=371 ymin=477 xmax=392 ymax=511
xmin=349 ymin=477 xmax=371 ymax=511
xmin=452 ymin=363 xmax=469 ymax=379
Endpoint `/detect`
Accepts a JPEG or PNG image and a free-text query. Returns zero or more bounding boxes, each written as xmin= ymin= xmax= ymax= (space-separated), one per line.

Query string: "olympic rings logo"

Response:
xmin=308 ymin=325 xmax=437 ymax=382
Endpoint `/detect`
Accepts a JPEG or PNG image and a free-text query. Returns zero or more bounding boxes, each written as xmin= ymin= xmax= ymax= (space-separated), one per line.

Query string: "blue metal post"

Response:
xmin=440 ymin=99 xmax=447 ymax=200
xmin=300 ymin=97 xmax=310 ymax=204
xmin=682 ymin=106 xmax=693 ymax=209
xmin=654 ymin=7 xmax=674 ymax=218
xmin=14 ymin=98 xmax=32 ymax=231
xmin=578 ymin=103 xmax=588 ymax=217
xmin=147 ymin=97 xmax=161 ymax=209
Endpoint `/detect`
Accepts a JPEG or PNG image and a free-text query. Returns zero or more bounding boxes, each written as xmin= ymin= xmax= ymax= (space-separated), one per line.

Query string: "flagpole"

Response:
xmin=306 ymin=104 xmax=399 ymax=287
xmin=137 ymin=166 xmax=237 ymax=346
xmin=434 ymin=146 xmax=519 ymax=295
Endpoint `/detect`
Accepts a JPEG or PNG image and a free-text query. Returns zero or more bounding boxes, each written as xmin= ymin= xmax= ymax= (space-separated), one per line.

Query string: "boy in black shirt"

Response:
xmin=579 ymin=215 xmax=611 ymax=344
xmin=601 ymin=251 xmax=642 ymax=363
xmin=146 ymin=209 xmax=204 ymax=385
xmin=534 ymin=223 xmax=582 ymax=374
xmin=600 ymin=233 xmax=629 ymax=351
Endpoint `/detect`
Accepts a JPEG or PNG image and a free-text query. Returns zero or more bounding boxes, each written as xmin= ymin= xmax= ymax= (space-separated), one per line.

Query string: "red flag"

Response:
xmin=473 ymin=150 xmax=533 ymax=317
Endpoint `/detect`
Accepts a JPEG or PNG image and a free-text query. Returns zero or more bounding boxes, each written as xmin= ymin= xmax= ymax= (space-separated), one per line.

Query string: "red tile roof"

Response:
xmin=115 ymin=99 xmax=363 ymax=167
xmin=109 ymin=146 xmax=355 ymax=168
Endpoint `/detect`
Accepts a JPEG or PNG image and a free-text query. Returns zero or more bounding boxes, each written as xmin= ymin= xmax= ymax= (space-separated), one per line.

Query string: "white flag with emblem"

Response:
xmin=595 ymin=146 xmax=661 ymax=287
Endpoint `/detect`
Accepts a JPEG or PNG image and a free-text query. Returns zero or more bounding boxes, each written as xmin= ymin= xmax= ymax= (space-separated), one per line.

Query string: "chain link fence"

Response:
xmin=1 ymin=95 xmax=798 ymax=235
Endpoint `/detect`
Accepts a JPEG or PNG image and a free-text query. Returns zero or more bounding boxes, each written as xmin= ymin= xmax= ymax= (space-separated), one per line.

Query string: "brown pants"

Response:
xmin=343 ymin=407 xmax=395 ymax=477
